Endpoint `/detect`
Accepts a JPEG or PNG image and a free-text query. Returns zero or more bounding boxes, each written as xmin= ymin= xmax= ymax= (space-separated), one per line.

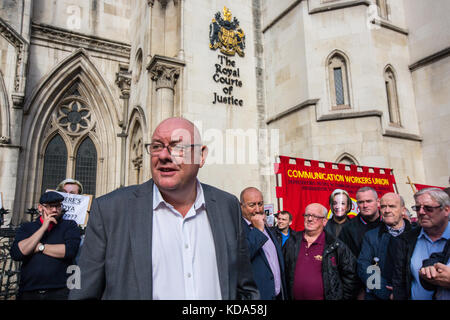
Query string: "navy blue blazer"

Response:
xmin=242 ymin=218 xmax=287 ymax=300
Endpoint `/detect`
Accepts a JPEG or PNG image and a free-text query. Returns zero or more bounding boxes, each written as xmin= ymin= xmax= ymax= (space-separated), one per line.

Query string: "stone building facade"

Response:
xmin=0 ymin=0 xmax=448 ymax=225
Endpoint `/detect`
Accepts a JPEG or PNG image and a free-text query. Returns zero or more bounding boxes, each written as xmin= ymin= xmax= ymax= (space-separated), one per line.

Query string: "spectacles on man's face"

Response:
xmin=303 ymin=213 xmax=325 ymax=221
xmin=42 ymin=203 xmax=62 ymax=209
xmin=411 ymin=205 xmax=442 ymax=214
xmin=145 ymin=141 xmax=202 ymax=157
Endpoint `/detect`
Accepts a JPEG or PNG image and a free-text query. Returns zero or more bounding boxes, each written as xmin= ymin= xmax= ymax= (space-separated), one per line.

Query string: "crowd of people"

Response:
xmin=10 ymin=117 xmax=450 ymax=300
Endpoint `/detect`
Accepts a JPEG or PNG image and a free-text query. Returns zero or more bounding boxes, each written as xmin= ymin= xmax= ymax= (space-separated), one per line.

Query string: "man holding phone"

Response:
xmin=10 ymin=191 xmax=81 ymax=300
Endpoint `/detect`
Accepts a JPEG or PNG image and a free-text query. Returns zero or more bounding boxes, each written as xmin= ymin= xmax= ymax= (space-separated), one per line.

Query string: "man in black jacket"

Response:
xmin=271 ymin=211 xmax=297 ymax=248
xmin=339 ymin=187 xmax=382 ymax=299
xmin=339 ymin=187 xmax=382 ymax=257
xmin=325 ymin=189 xmax=352 ymax=238
xmin=357 ymin=193 xmax=412 ymax=300
xmin=284 ymin=203 xmax=358 ymax=300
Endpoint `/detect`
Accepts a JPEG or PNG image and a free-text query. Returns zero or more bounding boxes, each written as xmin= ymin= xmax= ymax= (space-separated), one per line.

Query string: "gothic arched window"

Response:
xmin=328 ymin=52 xmax=351 ymax=109
xmin=75 ymin=137 xmax=97 ymax=196
xmin=41 ymin=134 xmax=68 ymax=194
xmin=384 ymin=66 xmax=401 ymax=126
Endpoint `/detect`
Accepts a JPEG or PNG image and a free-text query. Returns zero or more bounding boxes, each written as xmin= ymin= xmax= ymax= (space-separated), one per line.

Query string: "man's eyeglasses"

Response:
xmin=42 ymin=203 xmax=62 ymax=209
xmin=303 ymin=214 xmax=325 ymax=220
xmin=411 ymin=205 xmax=442 ymax=213
xmin=245 ymin=202 xmax=264 ymax=209
xmin=145 ymin=142 xmax=202 ymax=157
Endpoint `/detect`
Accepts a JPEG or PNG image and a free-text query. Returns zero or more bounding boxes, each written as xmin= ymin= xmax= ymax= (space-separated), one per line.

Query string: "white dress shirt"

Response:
xmin=151 ymin=181 xmax=222 ymax=299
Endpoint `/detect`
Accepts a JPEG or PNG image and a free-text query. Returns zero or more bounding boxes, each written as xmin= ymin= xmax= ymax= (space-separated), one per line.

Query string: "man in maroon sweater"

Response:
xmin=284 ymin=203 xmax=358 ymax=300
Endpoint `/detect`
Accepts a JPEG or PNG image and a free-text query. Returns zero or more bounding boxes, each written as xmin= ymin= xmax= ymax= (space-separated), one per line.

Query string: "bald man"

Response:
xmin=240 ymin=187 xmax=287 ymax=300
xmin=357 ymin=192 xmax=412 ymax=300
xmin=70 ymin=117 xmax=259 ymax=300
xmin=284 ymin=203 xmax=358 ymax=300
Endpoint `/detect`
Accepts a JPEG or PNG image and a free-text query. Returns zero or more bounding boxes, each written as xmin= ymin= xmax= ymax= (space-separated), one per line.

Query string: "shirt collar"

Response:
xmin=419 ymin=222 xmax=450 ymax=242
xmin=302 ymin=230 xmax=325 ymax=245
xmin=39 ymin=216 xmax=55 ymax=232
xmin=153 ymin=179 xmax=206 ymax=212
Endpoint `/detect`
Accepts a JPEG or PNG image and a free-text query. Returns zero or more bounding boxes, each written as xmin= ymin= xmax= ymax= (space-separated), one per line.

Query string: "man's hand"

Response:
xmin=420 ymin=263 xmax=450 ymax=288
xmin=386 ymin=285 xmax=394 ymax=300
xmin=250 ymin=213 xmax=266 ymax=232
xmin=41 ymin=210 xmax=58 ymax=228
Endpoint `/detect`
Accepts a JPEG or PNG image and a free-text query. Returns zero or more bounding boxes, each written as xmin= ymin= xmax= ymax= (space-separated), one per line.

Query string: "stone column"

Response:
xmin=115 ymin=65 xmax=131 ymax=187
xmin=147 ymin=55 xmax=185 ymax=130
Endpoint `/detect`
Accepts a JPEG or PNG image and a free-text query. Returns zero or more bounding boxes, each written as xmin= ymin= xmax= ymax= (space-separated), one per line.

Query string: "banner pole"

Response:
xmin=391 ymin=168 xmax=399 ymax=194
xmin=406 ymin=176 xmax=417 ymax=193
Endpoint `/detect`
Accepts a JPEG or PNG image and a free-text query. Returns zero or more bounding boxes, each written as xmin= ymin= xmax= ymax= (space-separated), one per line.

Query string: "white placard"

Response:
xmin=264 ymin=203 xmax=275 ymax=227
xmin=0 ymin=192 xmax=3 ymax=208
xmin=56 ymin=192 xmax=92 ymax=226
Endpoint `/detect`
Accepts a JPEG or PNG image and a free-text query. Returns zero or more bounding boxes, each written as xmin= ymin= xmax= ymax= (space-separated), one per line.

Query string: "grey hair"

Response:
xmin=414 ymin=188 xmax=450 ymax=207
xmin=399 ymin=195 xmax=405 ymax=207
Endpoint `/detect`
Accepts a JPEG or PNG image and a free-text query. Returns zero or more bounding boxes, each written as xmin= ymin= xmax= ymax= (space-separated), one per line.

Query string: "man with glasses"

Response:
xmin=70 ymin=117 xmax=259 ymax=300
xmin=240 ymin=187 xmax=286 ymax=299
xmin=10 ymin=191 xmax=81 ymax=300
xmin=391 ymin=188 xmax=450 ymax=299
xmin=284 ymin=203 xmax=358 ymax=300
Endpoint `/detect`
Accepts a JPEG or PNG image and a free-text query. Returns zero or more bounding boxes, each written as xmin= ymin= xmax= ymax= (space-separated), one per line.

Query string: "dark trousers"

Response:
xmin=17 ymin=287 xmax=69 ymax=300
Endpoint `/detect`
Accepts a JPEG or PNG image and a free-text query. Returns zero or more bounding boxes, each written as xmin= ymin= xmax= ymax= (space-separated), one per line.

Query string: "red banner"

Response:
xmin=275 ymin=156 xmax=397 ymax=231
xmin=414 ymin=183 xmax=445 ymax=191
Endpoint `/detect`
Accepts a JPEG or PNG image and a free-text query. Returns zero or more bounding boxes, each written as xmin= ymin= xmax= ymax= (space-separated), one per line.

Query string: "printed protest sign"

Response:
xmin=56 ymin=192 xmax=92 ymax=227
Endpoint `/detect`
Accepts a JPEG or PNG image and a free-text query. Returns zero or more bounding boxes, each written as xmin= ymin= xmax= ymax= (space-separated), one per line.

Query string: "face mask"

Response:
xmin=333 ymin=194 xmax=347 ymax=217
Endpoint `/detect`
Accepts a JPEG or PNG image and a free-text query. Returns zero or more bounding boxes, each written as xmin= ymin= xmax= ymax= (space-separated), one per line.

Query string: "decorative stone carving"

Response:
xmin=31 ymin=22 xmax=131 ymax=59
xmin=147 ymin=55 xmax=185 ymax=90
xmin=11 ymin=93 xmax=25 ymax=109
xmin=159 ymin=0 xmax=169 ymax=8
xmin=54 ymin=97 xmax=94 ymax=137
xmin=0 ymin=136 xmax=11 ymax=144
xmin=115 ymin=66 xmax=132 ymax=97
xmin=0 ymin=18 xmax=28 ymax=93
xmin=150 ymin=65 xmax=180 ymax=90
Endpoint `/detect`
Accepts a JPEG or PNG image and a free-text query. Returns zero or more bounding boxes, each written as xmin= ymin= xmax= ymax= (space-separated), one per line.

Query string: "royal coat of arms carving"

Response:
xmin=209 ymin=6 xmax=245 ymax=57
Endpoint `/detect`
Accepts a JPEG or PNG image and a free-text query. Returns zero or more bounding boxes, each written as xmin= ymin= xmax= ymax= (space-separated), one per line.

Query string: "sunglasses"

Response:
xmin=411 ymin=205 xmax=442 ymax=213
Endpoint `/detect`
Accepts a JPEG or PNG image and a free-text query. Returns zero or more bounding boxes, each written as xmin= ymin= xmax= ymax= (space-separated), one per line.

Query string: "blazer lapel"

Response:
xmin=203 ymin=184 xmax=230 ymax=299
xmin=129 ymin=179 xmax=154 ymax=299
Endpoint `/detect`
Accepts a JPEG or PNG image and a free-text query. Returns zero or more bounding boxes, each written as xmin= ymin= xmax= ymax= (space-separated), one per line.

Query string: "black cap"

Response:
xmin=39 ymin=191 xmax=64 ymax=204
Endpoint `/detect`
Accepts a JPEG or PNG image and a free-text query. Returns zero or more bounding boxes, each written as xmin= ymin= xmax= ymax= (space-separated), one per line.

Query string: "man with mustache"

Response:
xmin=69 ymin=117 xmax=258 ymax=300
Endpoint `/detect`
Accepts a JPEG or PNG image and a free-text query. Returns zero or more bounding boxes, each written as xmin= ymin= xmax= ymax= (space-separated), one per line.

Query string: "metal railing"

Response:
xmin=0 ymin=227 xmax=20 ymax=300
xmin=0 ymin=208 xmax=40 ymax=300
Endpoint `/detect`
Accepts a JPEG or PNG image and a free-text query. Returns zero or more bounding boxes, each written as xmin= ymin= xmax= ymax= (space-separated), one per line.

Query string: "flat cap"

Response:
xmin=39 ymin=191 xmax=65 ymax=204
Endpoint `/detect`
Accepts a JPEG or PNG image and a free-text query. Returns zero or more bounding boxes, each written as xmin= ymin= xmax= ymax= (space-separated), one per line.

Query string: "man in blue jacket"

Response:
xmin=240 ymin=187 xmax=287 ymax=300
xmin=10 ymin=191 xmax=81 ymax=300
xmin=357 ymin=192 xmax=412 ymax=300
